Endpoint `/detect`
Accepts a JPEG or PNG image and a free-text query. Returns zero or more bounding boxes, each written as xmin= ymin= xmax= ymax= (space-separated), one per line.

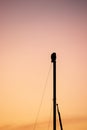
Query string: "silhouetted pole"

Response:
xmin=51 ymin=52 xmax=56 ymax=130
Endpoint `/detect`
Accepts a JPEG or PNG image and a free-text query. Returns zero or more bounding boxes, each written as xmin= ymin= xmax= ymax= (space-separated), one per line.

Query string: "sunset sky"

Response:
xmin=0 ymin=0 xmax=87 ymax=130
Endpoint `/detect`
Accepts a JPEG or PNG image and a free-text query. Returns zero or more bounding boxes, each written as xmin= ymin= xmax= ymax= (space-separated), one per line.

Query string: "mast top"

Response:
xmin=51 ymin=52 xmax=56 ymax=62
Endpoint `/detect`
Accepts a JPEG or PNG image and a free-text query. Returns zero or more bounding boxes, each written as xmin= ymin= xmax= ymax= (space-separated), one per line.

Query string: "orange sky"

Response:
xmin=0 ymin=0 xmax=87 ymax=129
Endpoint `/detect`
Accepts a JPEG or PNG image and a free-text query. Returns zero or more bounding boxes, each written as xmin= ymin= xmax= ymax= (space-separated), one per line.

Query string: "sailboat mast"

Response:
xmin=51 ymin=52 xmax=56 ymax=130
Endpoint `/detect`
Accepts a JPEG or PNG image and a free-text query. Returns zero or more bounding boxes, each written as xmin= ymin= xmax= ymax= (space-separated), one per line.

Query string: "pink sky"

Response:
xmin=0 ymin=0 xmax=87 ymax=129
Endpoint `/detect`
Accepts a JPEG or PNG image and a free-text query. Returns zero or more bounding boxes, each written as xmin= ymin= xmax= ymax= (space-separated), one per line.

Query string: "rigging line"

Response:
xmin=48 ymin=102 xmax=52 ymax=130
xmin=56 ymin=104 xmax=63 ymax=130
xmin=33 ymin=63 xmax=52 ymax=130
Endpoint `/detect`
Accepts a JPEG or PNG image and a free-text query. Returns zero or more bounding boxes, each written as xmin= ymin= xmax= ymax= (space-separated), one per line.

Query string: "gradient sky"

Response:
xmin=0 ymin=0 xmax=87 ymax=129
